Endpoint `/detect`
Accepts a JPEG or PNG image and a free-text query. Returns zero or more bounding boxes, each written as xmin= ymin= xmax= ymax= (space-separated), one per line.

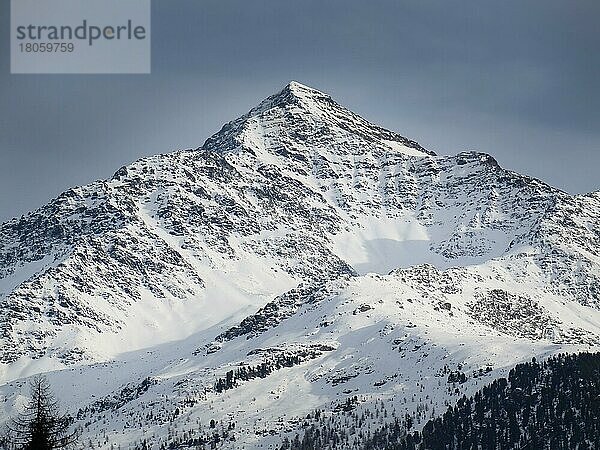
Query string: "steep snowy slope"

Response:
xmin=0 ymin=81 xmax=599 ymax=449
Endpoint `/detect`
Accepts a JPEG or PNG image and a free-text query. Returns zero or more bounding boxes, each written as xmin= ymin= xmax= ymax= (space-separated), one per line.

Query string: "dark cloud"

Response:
xmin=0 ymin=0 xmax=598 ymax=221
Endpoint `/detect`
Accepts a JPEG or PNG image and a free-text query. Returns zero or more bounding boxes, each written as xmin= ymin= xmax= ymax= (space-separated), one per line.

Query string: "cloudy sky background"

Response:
xmin=0 ymin=0 xmax=598 ymax=222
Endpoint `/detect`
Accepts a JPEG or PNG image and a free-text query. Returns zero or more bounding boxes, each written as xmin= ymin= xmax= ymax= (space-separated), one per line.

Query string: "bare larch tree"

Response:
xmin=5 ymin=375 xmax=78 ymax=449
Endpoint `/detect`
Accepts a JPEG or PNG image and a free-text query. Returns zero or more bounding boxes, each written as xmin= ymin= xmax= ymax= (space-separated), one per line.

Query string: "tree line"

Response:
xmin=284 ymin=352 xmax=600 ymax=450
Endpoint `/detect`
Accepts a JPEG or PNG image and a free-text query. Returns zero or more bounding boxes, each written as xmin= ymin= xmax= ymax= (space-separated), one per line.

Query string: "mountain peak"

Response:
xmin=282 ymin=80 xmax=330 ymax=100
xmin=249 ymin=80 xmax=331 ymax=114
xmin=286 ymin=80 xmax=311 ymax=90
xmin=203 ymin=81 xmax=435 ymax=158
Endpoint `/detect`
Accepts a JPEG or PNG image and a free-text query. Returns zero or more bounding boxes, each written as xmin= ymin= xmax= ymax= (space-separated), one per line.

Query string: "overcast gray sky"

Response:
xmin=0 ymin=0 xmax=598 ymax=222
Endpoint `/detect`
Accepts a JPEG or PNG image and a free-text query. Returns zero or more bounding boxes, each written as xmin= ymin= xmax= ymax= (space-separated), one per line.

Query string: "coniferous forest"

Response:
xmin=284 ymin=352 xmax=600 ymax=450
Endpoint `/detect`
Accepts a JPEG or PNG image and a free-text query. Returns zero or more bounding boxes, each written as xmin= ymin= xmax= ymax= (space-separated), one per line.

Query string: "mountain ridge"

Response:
xmin=1 ymin=81 xmax=598 ymax=369
xmin=0 ymin=81 xmax=599 ymax=449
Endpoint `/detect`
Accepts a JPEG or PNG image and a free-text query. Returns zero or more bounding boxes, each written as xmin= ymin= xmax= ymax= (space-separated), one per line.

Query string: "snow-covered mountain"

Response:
xmin=0 ymin=81 xmax=599 ymax=449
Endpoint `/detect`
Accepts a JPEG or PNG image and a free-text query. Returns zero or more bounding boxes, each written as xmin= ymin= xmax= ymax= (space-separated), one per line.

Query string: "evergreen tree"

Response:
xmin=6 ymin=375 xmax=78 ymax=449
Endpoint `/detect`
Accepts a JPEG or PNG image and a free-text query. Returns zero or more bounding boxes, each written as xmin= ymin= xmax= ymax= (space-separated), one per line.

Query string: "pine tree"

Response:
xmin=6 ymin=375 xmax=78 ymax=449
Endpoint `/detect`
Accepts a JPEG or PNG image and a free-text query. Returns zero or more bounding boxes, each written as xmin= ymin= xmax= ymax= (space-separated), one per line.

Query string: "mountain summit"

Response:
xmin=0 ymin=82 xmax=599 ymax=449
xmin=203 ymin=81 xmax=434 ymax=160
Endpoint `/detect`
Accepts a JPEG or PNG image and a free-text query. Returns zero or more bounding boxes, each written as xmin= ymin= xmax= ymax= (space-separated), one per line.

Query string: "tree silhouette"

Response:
xmin=6 ymin=375 xmax=78 ymax=450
